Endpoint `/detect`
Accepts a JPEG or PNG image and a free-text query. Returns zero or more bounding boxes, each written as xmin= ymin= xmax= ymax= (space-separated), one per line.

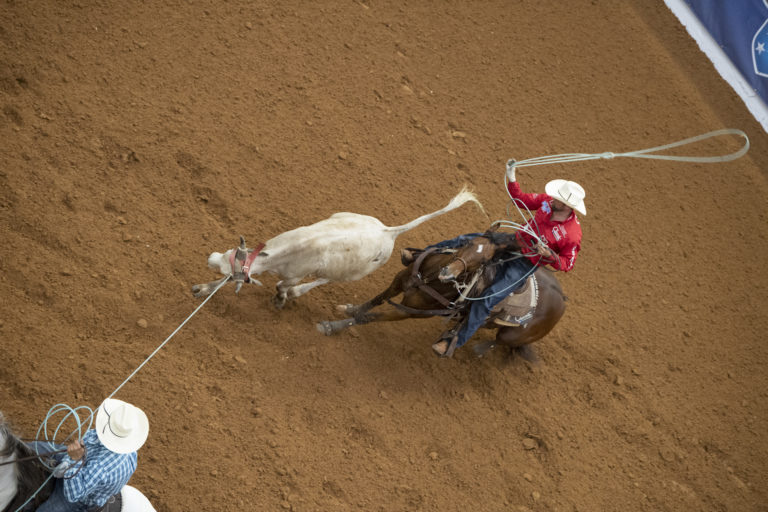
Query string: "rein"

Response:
xmin=393 ymin=246 xmax=486 ymax=316
xmin=0 ymin=449 xmax=67 ymax=467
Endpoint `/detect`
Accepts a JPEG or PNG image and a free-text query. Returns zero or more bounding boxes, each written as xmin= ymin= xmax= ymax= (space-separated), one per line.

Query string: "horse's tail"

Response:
xmin=384 ymin=186 xmax=485 ymax=237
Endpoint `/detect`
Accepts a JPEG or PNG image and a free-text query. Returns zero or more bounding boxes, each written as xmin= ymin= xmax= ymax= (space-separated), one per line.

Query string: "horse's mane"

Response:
xmin=0 ymin=414 xmax=54 ymax=511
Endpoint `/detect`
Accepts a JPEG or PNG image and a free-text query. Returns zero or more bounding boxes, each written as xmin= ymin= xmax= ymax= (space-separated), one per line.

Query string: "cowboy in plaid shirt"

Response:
xmin=36 ymin=399 xmax=148 ymax=512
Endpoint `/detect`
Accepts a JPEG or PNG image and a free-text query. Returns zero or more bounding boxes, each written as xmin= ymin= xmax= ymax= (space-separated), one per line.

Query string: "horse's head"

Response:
xmin=438 ymin=231 xmax=520 ymax=282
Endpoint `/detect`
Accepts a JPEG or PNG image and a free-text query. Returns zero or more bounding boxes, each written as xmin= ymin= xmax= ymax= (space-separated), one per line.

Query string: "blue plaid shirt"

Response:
xmin=60 ymin=430 xmax=137 ymax=507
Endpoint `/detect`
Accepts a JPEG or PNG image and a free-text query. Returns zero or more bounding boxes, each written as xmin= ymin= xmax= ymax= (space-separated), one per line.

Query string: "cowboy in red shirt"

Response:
xmin=426 ymin=160 xmax=586 ymax=357
xmin=508 ymin=172 xmax=584 ymax=272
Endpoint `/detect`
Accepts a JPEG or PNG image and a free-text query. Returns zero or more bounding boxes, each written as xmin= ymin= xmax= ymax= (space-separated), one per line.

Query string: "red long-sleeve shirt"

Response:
xmin=507 ymin=181 xmax=582 ymax=272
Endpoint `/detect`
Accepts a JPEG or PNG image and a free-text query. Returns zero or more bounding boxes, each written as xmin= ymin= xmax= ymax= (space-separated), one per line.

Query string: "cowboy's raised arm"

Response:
xmin=507 ymin=180 xmax=549 ymax=210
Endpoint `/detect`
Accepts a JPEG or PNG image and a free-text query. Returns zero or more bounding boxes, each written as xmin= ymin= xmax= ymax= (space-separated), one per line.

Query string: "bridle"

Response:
xmin=448 ymin=255 xmax=469 ymax=277
xmin=388 ymin=246 xmax=481 ymax=317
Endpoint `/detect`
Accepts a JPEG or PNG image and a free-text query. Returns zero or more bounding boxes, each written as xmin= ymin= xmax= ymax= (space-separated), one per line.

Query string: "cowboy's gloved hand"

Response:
xmin=535 ymin=242 xmax=553 ymax=258
xmin=505 ymin=159 xmax=517 ymax=182
xmin=66 ymin=439 xmax=85 ymax=461
xmin=53 ymin=460 xmax=70 ymax=478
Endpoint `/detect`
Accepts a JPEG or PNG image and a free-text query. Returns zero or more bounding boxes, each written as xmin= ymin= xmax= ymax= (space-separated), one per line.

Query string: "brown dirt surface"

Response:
xmin=2 ymin=1 xmax=767 ymax=511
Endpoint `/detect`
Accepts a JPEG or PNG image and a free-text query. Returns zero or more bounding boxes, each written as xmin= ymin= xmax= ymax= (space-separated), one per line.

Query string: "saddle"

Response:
xmin=487 ymin=274 xmax=539 ymax=327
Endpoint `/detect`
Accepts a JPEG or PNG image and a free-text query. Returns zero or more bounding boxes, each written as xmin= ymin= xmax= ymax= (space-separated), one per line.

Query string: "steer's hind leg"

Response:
xmin=285 ymin=278 xmax=330 ymax=301
xmin=273 ymin=278 xmax=301 ymax=309
xmin=274 ymin=278 xmax=330 ymax=308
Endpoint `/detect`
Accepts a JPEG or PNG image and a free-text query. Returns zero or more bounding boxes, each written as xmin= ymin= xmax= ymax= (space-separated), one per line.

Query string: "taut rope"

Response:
xmin=13 ymin=275 xmax=232 ymax=512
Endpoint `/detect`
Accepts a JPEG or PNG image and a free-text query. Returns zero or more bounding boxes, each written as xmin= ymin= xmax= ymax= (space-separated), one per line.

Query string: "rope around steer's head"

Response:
xmin=228 ymin=236 xmax=266 ymax=293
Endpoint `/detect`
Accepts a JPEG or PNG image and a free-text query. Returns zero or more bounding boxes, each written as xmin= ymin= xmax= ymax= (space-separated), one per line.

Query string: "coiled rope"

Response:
xmin=13 ymin=274 xmax=232 ymax=512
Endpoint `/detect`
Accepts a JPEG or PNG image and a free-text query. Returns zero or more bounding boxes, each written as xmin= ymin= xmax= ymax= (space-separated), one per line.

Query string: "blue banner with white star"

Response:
xmin=685 ymin=0 xmax=768 ymax=103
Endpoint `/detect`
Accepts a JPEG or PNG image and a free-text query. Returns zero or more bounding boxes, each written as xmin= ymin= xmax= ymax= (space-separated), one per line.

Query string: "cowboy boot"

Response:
xmin=431 ymin=329 xmax=460 ymax=358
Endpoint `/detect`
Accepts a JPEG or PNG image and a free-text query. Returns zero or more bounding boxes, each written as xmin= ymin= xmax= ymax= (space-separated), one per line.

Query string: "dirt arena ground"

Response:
xmin=2 ymin=1 xmax=767 ymax=511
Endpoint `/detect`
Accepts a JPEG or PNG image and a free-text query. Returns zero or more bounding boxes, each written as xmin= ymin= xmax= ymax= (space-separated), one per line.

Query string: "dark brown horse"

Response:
xmin=317 ymin=230 xmax=567 ymax=357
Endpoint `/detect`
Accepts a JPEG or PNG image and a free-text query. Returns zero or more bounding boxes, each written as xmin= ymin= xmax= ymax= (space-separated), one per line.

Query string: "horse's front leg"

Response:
xmin=336 ymin=268 xmax=409 ymax=317
xmin=317 ymin=308 xmax=415 ymax=336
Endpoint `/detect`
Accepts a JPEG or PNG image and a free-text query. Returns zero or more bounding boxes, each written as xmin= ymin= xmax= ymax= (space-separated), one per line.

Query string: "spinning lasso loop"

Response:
xmin=14 ymin=275 xmax=232 ymax=512
xmin=507 ymin=128 xmax=749 ymax=173
xmin=505 ymin=128 xmax=750 ymax=204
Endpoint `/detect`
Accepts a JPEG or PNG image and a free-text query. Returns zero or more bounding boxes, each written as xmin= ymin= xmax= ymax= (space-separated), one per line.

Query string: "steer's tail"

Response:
xmin=385 ymin=186 xmax=485 ymax=237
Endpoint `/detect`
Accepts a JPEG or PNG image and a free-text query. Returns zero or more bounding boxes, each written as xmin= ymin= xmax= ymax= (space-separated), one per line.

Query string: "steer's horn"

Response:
xmin=232 ymin=235 xmax=249 ymax=292
xmin=235 ymin=236 xmax=248 ymax=261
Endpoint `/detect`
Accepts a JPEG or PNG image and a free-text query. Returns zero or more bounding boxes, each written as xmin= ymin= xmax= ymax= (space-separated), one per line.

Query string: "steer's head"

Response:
xmin=193 ymin=236 xmax=264 ymax=298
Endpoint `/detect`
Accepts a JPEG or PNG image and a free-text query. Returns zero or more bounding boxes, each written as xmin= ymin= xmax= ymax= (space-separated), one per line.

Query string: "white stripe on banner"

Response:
xmin=665 ymin=0 xmax=768 ymax=133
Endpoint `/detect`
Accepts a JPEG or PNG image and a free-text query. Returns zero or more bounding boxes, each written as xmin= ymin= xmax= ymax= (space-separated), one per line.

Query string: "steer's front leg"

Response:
xmin=192 ymin=276 xmax=229 ymax=298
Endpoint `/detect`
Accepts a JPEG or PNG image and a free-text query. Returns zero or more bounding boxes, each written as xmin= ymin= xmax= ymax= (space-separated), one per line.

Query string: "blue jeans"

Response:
xmin=36 ymin=479 xmax=88 ymax=512
xmin=427 ymin=234 xmax=535 ymax=348
xmin=455 ymin=257 xmax=536 ymax=347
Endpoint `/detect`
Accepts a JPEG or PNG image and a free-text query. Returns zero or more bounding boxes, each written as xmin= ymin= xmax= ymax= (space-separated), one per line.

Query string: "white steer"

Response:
xmin=192 ymin=187 xmax=483 ymax=307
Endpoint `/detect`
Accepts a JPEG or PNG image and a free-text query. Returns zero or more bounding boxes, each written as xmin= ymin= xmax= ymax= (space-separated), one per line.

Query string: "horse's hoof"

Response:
xmin=514 ymin=344 xmax=539 ymax=364
xmin=316 ymin=321 xmax=332 ymax=336
xmin=317 ymin=319 xmax=355 ymax=336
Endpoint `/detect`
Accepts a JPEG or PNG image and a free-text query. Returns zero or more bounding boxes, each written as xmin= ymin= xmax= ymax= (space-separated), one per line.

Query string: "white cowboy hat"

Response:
xmin=545 ymin=179 xmax=587 ymax=216
xmin=95 ymin=399 xmax=149 ymax=454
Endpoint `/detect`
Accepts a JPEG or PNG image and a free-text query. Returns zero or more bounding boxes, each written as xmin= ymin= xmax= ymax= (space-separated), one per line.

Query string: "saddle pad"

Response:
xmin=489 ymin=274 xmax=538 ymax=327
